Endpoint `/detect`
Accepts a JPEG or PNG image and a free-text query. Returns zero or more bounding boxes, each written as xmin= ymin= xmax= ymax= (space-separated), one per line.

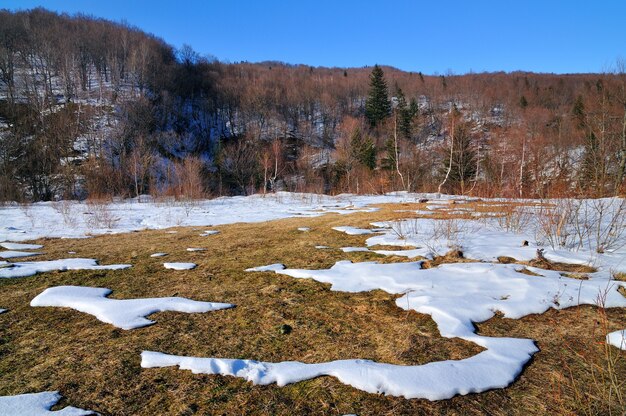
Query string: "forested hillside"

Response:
xmin=1 ymin=8 xmax=625 ymax=201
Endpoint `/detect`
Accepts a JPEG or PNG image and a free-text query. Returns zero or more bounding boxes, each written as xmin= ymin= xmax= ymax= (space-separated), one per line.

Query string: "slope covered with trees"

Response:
xmin=1 ymin=8 xmax=625 ymax=201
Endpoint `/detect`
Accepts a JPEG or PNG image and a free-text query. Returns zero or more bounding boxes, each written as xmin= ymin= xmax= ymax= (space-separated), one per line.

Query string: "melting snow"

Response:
xmin=31 ymin=286 xmax=233 ymax=330
xmin=150 ymin=253 xmax=168 ymax=257
xmin=0 ymin=192 xmax=427 ymax=242
xmin=199 ymin=230 xmax=219 ymax=236
xmin=340 ymin=247 xmax=370 ymax=253
xmin=167 ymin=260 xmax=626 ymax=400
xmin=0 ymin=242 xmax=43 ymax=250
xmin=0 ymin=391 xmax=95 ymax=415
xmin=0 ymin=258 xmax=130 ymax=279
xmin=0 ymin=250 xmax=42 ymax=259
xmin=332 ymin=226 xmax=376 ymax=235
xmin=245 ymin=263 xmax=286 ymax=272
xmin=163 ymin=263 xmax=196 ymax=270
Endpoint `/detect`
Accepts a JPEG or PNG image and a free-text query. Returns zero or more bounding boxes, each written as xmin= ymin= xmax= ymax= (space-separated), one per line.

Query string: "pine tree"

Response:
xmin=350 ymin=127 xmax=376 ymax=170
xmin=409 ymin=97 xmax=419 ymax=118
xmin=365 ymin=65 xmax=391 ymax=126
xmin=394 ymin=87 xmax=413 ymax=139
xmin=571 ymin=95 xmax=586 ymax=129
xmin=519 ymin=95 xmax=528 ymax=109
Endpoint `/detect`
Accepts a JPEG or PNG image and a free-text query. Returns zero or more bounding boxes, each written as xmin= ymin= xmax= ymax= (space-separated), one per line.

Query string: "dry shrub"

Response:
xmin=551 ymin=287 xmax=625 ymax=415
xmin=84 ymin=197 xmax=119 ymax=229
xmin=536 ymin=198 xmax=626 ymax=253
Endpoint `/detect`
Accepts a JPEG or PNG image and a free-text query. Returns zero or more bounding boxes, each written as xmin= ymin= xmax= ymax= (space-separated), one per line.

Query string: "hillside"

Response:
xmin=1 ymin=8 xmax=625 ymax=202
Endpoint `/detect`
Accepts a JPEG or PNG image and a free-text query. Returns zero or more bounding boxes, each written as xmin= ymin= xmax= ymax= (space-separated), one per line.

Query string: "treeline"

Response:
xmin=0 ymin=8 xmax=625 ymax=201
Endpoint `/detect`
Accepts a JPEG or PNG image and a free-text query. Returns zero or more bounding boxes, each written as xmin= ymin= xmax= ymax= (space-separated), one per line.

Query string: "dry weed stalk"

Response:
xmin=552 ymin=283 xmax=625 ymax=415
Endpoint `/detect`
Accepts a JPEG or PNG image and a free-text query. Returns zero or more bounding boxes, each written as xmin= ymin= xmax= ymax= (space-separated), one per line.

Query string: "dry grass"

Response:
xmin=0 ymin=202 xmax=624 ymax=415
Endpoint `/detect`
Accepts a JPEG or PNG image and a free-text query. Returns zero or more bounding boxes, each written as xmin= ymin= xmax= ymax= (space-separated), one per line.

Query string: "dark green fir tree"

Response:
xmin=365 ymin=65 xmax=391 ymax=126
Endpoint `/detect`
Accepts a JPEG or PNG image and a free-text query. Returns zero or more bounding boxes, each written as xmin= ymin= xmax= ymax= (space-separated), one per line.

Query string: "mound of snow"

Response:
xmin=31 ymin=286 xmax=233 ymax=330
xmin=0 ymin=258 xmax=130 ymax=279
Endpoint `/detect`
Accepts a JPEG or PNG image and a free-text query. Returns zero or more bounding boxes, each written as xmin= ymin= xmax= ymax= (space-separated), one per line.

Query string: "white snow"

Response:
xmin=0 ymin=258 xmax=131 ymax=279
xmin=607 ymin=329 xmax=626 ymax=350
xmin=163 ymin=262 xmax=196 ymax=270
xmin=315 ymin=245 xmax=329 ymax=249
xmin=298 ymin=227 xmax=311 ymax=232
xmin=0 ymin=250 xmax=42 ymax=259
xmin=0 ymin=242 xmax=43 ymax=250
xmin=340 ymin=247 xmax=370 ymax=253
xmin=158 ymin=260 xmax=626 ymax=400
xmin=0 ymin=192 xmax=427 ymax=243
xmin=245 ymin=264 xmax=286 ymax=272
xmin=199 ymin=230 xmax=219 ymax=236
xmin=332 ymin=226 xmax=376 ymax=235
xmin=150 ymin=253 xmax=168 ymax=258
xmin=0 ymin=391 xmax=95 ymax=415
xmin=186 ymin=248 xmax=206 ymax=252
xmin=31 ymin=286 xmax=233 ymax=330
xmin=0 ymin=309 xmax=6 ymax=314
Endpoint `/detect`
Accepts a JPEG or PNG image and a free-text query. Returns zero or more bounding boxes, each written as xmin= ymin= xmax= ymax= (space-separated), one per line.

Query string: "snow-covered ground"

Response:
xmin=0 ymin=192 xmax=429 ymax=242
xmin=141 ymin=194 xmax=626 ymax=400
xmin=1 ymin=192 xmax=624 ymax=402
xmin=31 ymin=286 xmax=234 ymax=330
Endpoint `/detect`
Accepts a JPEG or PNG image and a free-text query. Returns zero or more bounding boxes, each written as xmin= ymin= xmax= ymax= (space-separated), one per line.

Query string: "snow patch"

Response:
xmin=0 ymin=250 xmax=42 ymax=259
xmin=340 ymin=247 xmax=370 ymax=253
xmin=245 ymin=263 xmax=286 ymax=272
xmin=332 ymin=226 xmax=376 ymax=235
xmin=163 ymin=263 xmax=196 ymax=270
xmin=0 ymin=258 xmax=130 ymax=279
xmin=0 ymin=242 xmax=43 ymax=250
xmin=0 ymin=391 xmax=96 ymax=415
xmin=31 ymin=286 xmax=233 ymax=330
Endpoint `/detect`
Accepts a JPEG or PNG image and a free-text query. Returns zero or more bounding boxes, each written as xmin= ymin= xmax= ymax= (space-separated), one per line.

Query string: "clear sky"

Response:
xmin=3 ymin=0 xmax=625 ymax=74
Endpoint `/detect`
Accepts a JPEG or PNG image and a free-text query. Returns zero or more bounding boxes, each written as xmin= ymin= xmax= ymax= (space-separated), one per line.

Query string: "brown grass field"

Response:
xmin=0 ymin=201 xmax=624 ymax=415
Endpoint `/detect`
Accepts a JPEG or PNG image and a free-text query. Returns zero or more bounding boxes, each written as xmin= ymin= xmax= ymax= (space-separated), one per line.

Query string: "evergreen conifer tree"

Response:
xmin=395 ymin=87 xmax=413 ymax=139
xmin=365 ymin=65 xmax=391 ymax=126
xmin=350 ymin=127 xmax=376 ymax=170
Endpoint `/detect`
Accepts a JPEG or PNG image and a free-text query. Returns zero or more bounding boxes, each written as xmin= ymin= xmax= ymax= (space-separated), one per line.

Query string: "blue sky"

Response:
xmin=3 ymin=0 xmax=625 ymax=74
